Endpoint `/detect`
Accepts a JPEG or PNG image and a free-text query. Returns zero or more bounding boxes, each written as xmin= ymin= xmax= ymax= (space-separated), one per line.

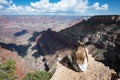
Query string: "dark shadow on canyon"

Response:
xmin=0 ymin=42 xmax=31 ymax=57
xmin=14 ymin=30 xmax=28 ymax=37
xmin=28 ymin=31 xmax=42 ymax=42
xmin=30 ymin=29 xmax=70 ymax=58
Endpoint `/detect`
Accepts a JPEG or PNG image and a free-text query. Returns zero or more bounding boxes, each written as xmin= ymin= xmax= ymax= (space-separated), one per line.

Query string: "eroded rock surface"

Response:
xmin=51 ymin=54 xmax=115 ymax=80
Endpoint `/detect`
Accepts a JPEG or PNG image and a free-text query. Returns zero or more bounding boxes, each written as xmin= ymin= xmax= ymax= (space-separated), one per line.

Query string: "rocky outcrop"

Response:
xmin=50 ymin=54 xmax=115 ymax=80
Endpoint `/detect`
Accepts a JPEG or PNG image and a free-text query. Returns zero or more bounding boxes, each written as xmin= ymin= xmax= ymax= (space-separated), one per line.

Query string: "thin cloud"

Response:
xmin=91 ymin=2 xmax=108 ymax=11
xmin=0 ymin=5 xmax=3 ymax=9
xmin=0 ymin=0 xmax=12 ymax=5
xmin=8 ymin=4 xmax=24 ymax=11
xmin=25 ymin=6 xmax=35 ymax=12
xmin=0 ymin=0 xmax=13 ymax=9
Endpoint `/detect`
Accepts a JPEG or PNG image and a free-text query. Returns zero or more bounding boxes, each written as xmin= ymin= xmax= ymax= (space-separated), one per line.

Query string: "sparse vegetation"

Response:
xmin=0 ymin=59 xmax=17 ymax=80
xmin=23 ymin=71 xmax=52 ymax=80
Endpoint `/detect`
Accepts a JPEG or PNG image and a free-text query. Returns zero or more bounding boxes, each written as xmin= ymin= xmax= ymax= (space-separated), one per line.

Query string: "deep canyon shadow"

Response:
xmin=29 ymin=29 xmax=69 ymax=58
xmin=0 ymin=42 xmax=31 ymax=57
xmin=14 ymin=30 xmax=28 ymax=37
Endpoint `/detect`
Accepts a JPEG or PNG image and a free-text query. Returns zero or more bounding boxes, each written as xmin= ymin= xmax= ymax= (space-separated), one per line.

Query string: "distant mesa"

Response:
xmin=14 ymin=30 xmax=28 ymax=37
xmin=86 ymin=15 xmax=120 ymax=24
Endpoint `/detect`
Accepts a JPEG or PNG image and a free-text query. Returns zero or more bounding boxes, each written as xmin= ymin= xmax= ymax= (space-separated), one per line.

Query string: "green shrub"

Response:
xmin=0 ymin=59 xmax=17 ymax=80
xmin=23 ymin=71 xmax=52 ymax=80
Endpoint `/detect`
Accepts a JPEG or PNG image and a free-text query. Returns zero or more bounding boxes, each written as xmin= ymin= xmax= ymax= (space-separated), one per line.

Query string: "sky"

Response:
xmin=0 ymin=0 xmax=119 ymax=15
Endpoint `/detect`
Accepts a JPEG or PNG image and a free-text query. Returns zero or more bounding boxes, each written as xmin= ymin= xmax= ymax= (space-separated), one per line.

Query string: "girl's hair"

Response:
xmin=72 ymin=41 xmax=88 ymax=64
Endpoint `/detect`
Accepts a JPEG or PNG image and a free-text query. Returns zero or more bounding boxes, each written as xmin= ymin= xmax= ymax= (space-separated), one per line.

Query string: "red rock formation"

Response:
xmin=0 ymin=47 xmax=29 ymax=80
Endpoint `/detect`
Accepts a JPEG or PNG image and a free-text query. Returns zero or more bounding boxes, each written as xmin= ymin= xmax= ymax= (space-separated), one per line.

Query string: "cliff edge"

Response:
xmin=51 ymin=54 xmax=115 ymax=80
